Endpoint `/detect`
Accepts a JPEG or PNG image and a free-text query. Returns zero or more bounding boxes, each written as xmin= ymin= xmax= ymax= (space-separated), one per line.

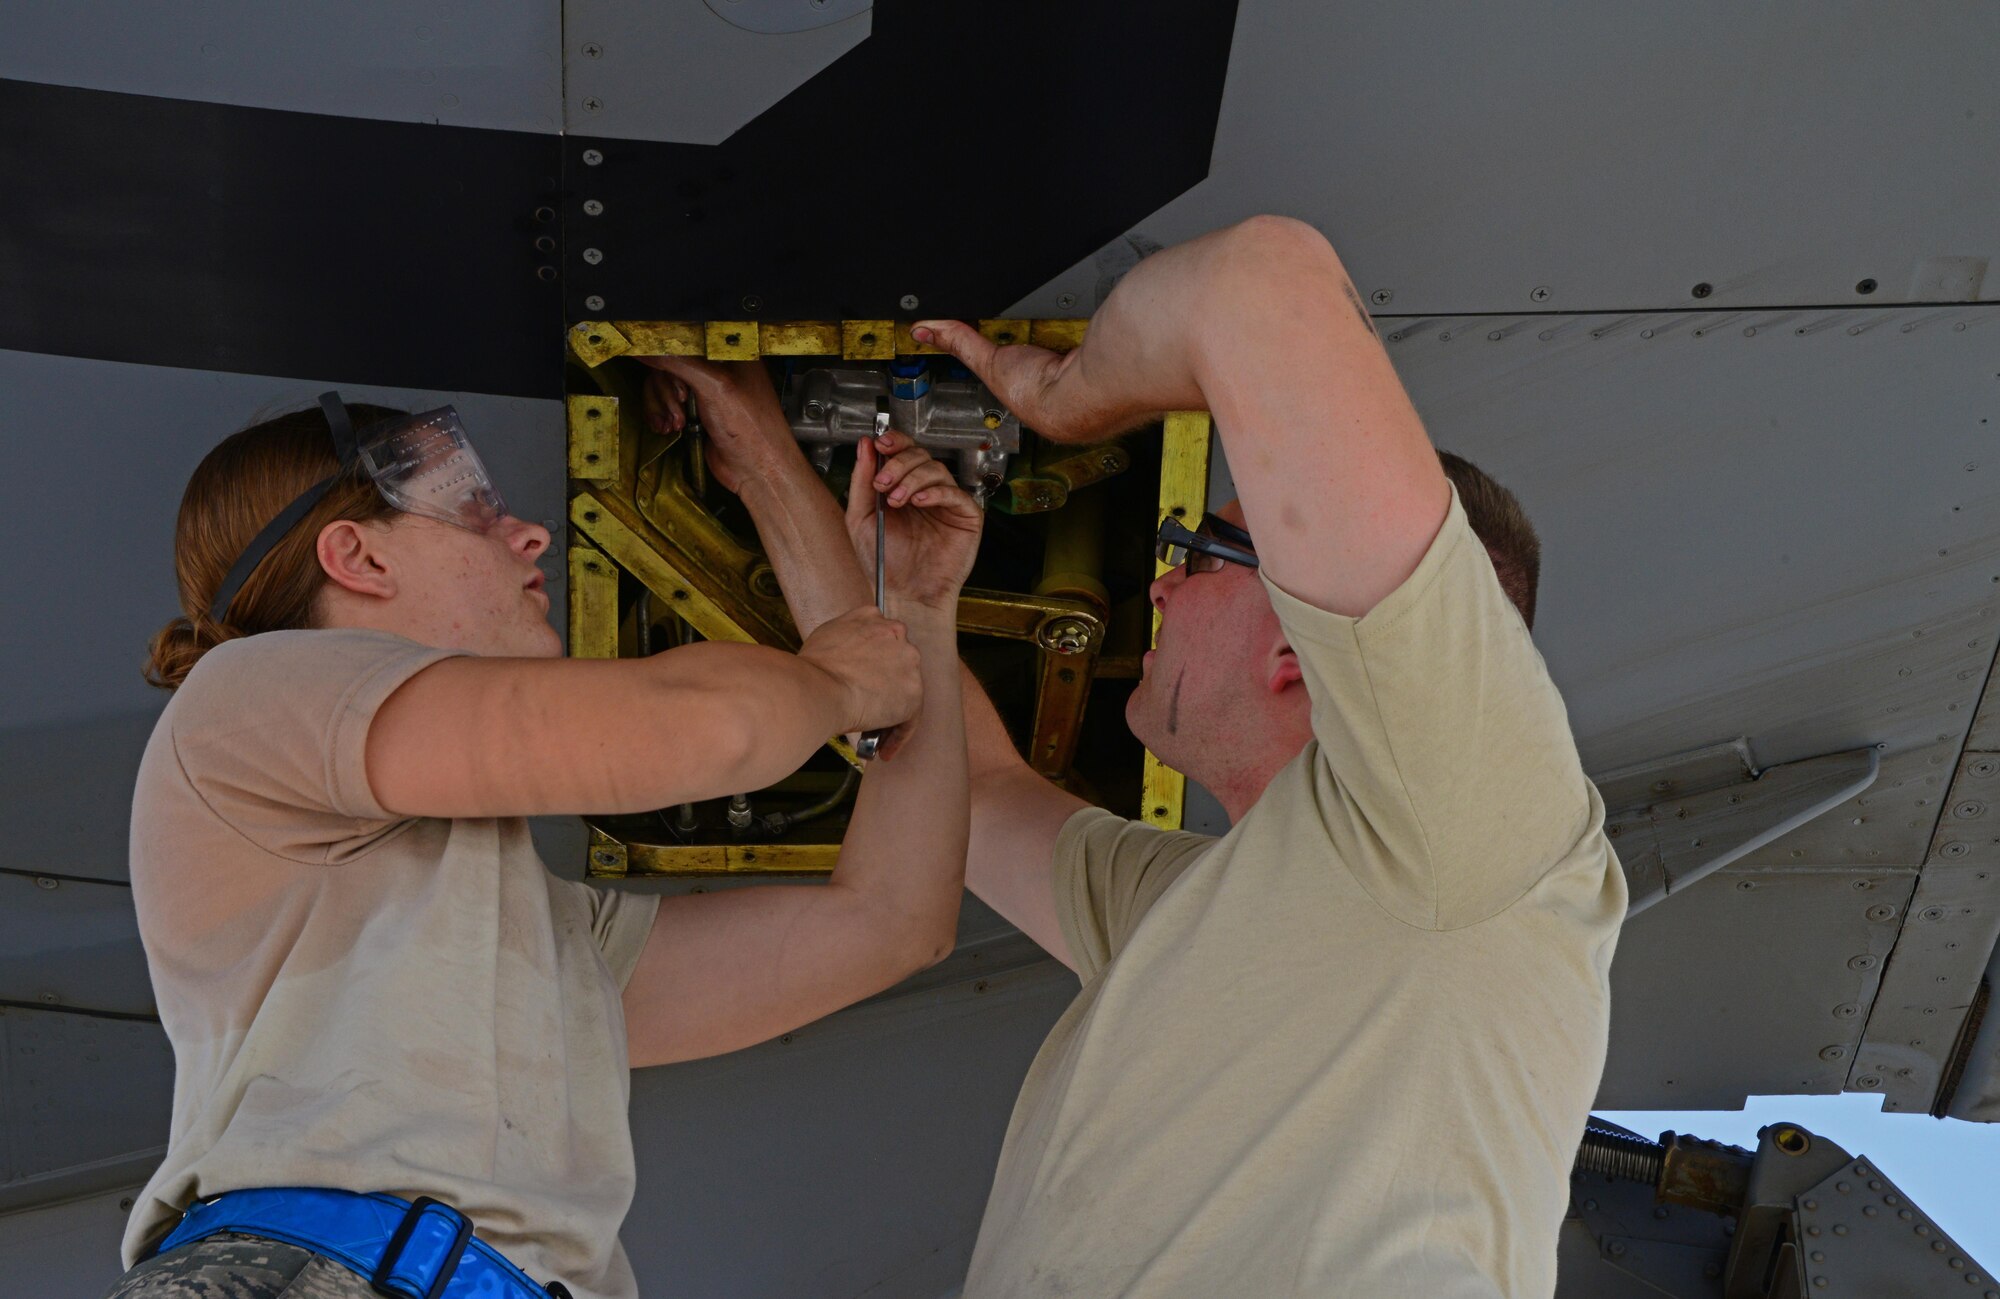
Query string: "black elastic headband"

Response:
xmin=205 ymin=392 xmax=360 ymax=625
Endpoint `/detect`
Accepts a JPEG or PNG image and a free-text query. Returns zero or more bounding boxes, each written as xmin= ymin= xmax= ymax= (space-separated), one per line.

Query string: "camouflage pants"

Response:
xmin=103 ymin=1233 xmax=377 ymax=1298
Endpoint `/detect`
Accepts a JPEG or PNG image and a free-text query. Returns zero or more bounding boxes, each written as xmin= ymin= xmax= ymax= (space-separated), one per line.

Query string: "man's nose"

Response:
xmin=1149 ymin=564 xmax=1186 ymax=612
xmin=507 ymin=515 xmax=552 ymax=560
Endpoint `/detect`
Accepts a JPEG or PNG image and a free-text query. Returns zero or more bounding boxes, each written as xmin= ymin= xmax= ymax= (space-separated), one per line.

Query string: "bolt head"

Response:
xmin=1530 ymin=285 xmax=1551 ymax=302
xmin=584 ymin=295 xmax=605 ymax=312
xmin=581 ymin=96 xmax=603 ymax=112
xmin=33 ymin=876 xmax=57 ymax=890
xmin=582 ymin=41 xmax=603 ymax=57
xmin=582 ymin=247 xmax=603 ymax=265
xmin=582 ymin=148 xmax=604 ymax=166
xmin=583 ymin=198 xmax=604 ymax=216
xmin=899 ymin=293 xmax=920 ymax=311
xmin=1056 ymin=293 xmax=1077 ymax=310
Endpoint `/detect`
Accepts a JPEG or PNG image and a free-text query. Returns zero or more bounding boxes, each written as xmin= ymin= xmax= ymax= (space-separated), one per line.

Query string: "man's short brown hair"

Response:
xmin=1438 ymin=451 xmax=1541 ymax=629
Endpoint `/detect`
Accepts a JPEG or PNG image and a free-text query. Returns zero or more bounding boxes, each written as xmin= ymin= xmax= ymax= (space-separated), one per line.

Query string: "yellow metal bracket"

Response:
xmin=569 ymin=320 xmax=631 ymax=367
xmin=1141 ymin=411 xmax=1213 ymax=830
xmin=572 ymin=492 xmax=764 ymax=647
xmin=566 ymin=395 xmax=620 ymax=483
xmin=577 ymin=318 xmax=1089 ymax=363
xmin=568 ymin=542 xmax=621 ymax=661
xmin=705 ymin=321 xmax=760 ymax=360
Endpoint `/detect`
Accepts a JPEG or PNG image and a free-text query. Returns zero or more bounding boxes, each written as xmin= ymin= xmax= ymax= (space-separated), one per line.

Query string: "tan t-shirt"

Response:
xmin=123 ymin=629 xmax=661 ymax=1299
xmin=964 ymin=490 xmax=1627 ymax=1298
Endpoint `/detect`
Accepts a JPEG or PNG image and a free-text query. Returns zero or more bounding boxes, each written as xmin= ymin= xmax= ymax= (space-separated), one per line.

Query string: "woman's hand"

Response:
xmin=636 ymin=356 xmax=801 ymax=496
xmin=846 ymin=431 xmax=984 ymax=612
xmin=797 ymin=606 xmax=923 ymax=737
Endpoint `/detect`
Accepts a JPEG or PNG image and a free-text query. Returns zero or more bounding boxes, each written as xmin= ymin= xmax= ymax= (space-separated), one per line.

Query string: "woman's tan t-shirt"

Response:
xmin=123 ymin=629 xmax=660 ymax=1299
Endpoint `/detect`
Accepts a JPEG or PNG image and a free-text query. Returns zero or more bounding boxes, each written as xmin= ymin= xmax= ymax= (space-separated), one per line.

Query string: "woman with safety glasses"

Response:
xmin=109 ymin=390 xmax=980 ymax=1299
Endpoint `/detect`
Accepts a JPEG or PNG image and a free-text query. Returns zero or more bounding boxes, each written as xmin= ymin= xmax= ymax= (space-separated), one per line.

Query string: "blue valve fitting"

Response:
xmin=889 ymin=357 xmax=932 ymax=401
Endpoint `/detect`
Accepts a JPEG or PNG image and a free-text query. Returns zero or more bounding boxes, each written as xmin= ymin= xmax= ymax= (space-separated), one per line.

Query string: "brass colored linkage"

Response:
xmin=999 ymin=440 xmax=1134 ymax=515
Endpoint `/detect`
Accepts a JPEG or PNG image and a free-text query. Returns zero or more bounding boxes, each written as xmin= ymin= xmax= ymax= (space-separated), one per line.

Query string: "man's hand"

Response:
xmin=909 ymin=322 xmax=1116 ymax=444
xmin=636 ymin=356 xmax=804 ymax=496
xmin=847 ymin=431 xmax=983 ymax=611
xmin=798 ymin=606 xmax=923 ymax=737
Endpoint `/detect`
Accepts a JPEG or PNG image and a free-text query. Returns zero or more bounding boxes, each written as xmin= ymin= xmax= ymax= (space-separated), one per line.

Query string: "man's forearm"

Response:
xmin=955 ymin=659 xmax=1086 ymax=965
xmin=739 ymin=460 xmax=873 ymax=639
xmin=831 ymin=606 xmax=969 ymax=960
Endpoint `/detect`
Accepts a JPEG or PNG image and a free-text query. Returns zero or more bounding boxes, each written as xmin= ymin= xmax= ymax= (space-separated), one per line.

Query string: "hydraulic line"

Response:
xmin=758 ymin=766 xmax=862 ymax=838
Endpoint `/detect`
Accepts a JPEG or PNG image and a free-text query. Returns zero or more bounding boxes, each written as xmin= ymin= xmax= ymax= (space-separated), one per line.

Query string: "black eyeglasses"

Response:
xmin=1156 ymin=513 xmax=1258 ymax=573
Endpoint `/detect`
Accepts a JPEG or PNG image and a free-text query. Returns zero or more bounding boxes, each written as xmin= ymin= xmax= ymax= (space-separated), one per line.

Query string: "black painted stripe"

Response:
xmin=566 ymin=0 xmax=1241 ymax=321
xmin=0 ymin=78 xmax=562 ymax=396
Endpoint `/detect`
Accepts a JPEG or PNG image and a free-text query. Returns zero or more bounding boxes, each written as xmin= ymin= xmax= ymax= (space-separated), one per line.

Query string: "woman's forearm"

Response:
xmin=636 ymin=640 xmax=847 ymax=803
xmin=738 ymin=464 xmax=873 ymax=640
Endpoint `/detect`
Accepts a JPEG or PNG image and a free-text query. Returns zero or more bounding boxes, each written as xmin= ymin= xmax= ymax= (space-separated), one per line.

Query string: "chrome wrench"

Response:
xmin=854 ymin=402 xmax=894 ymax=760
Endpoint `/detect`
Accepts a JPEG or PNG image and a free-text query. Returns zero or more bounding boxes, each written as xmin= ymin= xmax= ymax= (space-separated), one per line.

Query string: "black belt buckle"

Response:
xmin=373 ymin=1196 xmax=474 ymax=1299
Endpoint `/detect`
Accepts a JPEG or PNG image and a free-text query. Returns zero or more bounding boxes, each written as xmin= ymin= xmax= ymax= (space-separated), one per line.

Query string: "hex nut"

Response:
xmin=1038 ymin=617 xmax=1096 ymax=656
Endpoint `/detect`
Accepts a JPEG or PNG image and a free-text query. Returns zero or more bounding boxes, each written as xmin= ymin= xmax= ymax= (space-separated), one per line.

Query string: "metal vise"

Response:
xmin=783 ymin=361 xmax=1021 ymax=505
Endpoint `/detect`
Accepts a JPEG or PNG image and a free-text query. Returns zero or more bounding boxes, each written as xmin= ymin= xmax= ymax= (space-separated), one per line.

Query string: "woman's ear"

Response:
xmin=316 ymin=519 xmax=397 ymax=600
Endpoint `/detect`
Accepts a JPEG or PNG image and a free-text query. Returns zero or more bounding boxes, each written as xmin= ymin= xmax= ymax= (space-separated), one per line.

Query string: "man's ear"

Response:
xmin=316 ymin=519 xmax=397 ymax=600
xmin=1265 ymin=640 xmax=1305 ymax=695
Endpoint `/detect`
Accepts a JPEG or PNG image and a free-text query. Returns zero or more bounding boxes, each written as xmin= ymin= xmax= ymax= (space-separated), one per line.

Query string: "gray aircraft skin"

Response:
xmin=3 ymin=4 xmax=1997 ymax=1296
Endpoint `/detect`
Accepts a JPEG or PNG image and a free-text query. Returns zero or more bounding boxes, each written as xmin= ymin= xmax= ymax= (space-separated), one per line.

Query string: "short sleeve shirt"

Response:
xmin=964 ymin=489 xmax=1628 ymax=1298
xmin=123 ymin=630 xmax=661 ymax=1299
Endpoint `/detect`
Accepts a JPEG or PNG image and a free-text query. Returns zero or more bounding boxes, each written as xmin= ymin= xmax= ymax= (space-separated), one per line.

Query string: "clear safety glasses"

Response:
xmin=1156 ymin=513 xmax=1259 ymax=573
xmin=357 ymin=406 xmax=508 ymax=534
xmin=208 ymin=393 xmax=508 ymax=623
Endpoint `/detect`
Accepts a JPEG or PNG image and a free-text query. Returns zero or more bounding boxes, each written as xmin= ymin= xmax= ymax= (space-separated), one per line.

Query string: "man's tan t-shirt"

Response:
xmin=123 ymin=630 xmax=661 ymax=1299
xmin=964 ymin=490 xmax=1627 ymax=1298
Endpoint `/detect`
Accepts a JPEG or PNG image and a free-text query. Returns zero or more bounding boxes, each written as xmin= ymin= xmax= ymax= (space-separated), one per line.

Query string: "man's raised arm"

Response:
xmin=915 ymin=215 xmax=1449 ymax=619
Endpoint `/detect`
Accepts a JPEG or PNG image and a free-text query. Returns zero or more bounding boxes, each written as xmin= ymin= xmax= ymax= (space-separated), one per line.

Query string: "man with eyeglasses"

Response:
xmin=666 ymin=216 xmax=1623 ymax=1298
xmin=921 ymin=214 xmax=1625 ymax=1299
